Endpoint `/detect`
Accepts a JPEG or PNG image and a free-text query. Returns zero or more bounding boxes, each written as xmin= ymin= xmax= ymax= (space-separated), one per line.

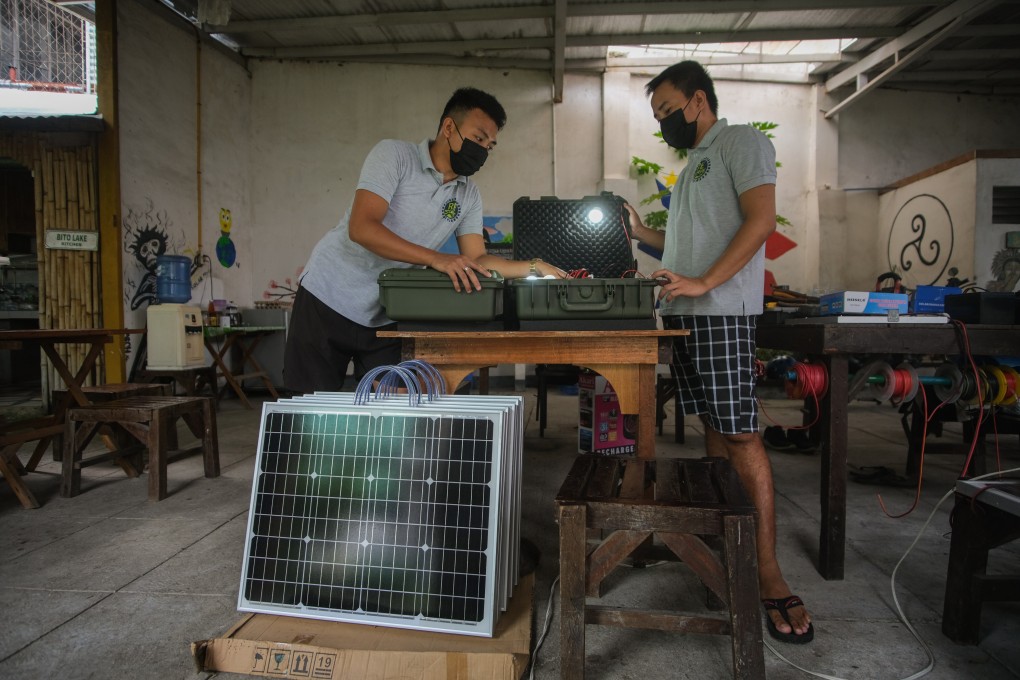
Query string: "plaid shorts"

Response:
xmin=662 ymin=315 xmax=758 ymax=435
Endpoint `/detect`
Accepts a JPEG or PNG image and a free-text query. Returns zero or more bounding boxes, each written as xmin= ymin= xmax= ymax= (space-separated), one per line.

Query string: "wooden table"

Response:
xmin=0 ymin=327 xmax=134 ymax=508
xmin=756 ymin=320 xmax=1020 ymax=580
xmin=377 ymin=330 xmax=688 ymax=459
xmin=203 ymin=326 xmax=284 ymax=409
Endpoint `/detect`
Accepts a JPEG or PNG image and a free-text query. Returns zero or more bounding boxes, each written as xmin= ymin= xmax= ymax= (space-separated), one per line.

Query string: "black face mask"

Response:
xmin=449 ymin=122 xmax=488 ymax=177
xmin=659 ymin=97 xmax=699 ymax=150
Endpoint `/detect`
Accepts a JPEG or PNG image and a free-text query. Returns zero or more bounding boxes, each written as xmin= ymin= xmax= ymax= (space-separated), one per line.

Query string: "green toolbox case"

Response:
xmin=378 ymin=268 xmax=504 ymax=321
xmin=510 ymin=278 xmax=658 ymax=320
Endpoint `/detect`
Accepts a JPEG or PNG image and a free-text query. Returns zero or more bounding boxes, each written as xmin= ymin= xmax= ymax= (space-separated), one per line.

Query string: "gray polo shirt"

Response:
xmin=299 ymin=139 xmax=484 ymax=327
xmin=659 ymin=119 xmax=776 ymax=317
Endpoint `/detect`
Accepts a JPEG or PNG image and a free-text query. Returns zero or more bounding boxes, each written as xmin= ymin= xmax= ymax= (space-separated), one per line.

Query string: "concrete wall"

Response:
xmin=878 ymin=161 xmax=977 ymax=290
xmin=115 ymin=3 xmax=1020 ymax=318
xmin=838 ymin=89 xmax=1020 ymax=190
xmin=118 ymin=0 xmax=251 ymax=340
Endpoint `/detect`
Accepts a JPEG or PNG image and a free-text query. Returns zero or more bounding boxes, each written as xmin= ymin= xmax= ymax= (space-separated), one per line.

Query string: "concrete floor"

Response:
xmin=1 ymin=387 xmax=1018 ymax=680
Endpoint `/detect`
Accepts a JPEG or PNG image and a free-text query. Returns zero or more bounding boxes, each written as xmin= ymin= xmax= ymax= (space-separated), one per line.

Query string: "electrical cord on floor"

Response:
xmin=765 ymin=465 xmax=1020 ymax=680
xmin=527 ymin=575 xmax=560 ymax=680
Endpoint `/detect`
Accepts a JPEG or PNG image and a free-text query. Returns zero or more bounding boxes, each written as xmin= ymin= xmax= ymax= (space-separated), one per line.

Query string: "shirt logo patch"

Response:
xmin=441 ymin=198 xmax=462 ymax=222
xmin=693 ymin=158 xmax=711 ymax=182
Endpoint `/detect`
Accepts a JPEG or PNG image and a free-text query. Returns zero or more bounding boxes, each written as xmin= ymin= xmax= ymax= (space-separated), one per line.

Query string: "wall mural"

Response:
xmin=216 ymin=207 xmax=238 ymax=268
xmin=886 ymin=194 xmax=954 ymax=286
xmin=262 ymin=267 xmax=303 ymax=303
xmin=123 ymin=200 xmax=196 ymax=311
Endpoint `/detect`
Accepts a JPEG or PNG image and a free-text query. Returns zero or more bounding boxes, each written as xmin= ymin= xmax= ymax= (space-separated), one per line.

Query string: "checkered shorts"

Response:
xmin=662 ymin=315 xmax=758 ymax=435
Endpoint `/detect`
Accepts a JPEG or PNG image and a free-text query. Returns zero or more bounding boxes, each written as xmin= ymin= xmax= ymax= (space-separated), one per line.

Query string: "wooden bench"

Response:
xmin=50 ymin=382 xmax=171 ymax=462
xmin=62 ymin=396 xmax=219 ymax=501
xmin=135 ymin=365 xmax=219 ymax=409
xmin=943 ymin=478 xmax=1020 ymax=644
xmin=556 ymin=455 xmax=763 ymax=680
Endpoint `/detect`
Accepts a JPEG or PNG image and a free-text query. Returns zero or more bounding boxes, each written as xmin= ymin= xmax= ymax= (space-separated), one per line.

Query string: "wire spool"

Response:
xmin=933 ymin=363 xmax=964 ymax=404
xmin=1002 ymin=366 xmax=1020 ymax=404
xmin=985 ymin=365 xmax=1009 ymax=406
xmin=867 ymin=361 xmax=898 ymax=402
xmin=958 ymin=369 xmax=981 ymax=404
xmin=785 ymin=361 xmax=828 ymax=400
xmin=893 ymin=362 xmax=921 ymax=404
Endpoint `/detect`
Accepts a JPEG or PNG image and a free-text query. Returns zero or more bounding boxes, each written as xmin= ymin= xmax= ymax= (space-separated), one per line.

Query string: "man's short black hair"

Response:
xmin=440 ymin=87 xmax=507 ymax=130
xmin=645 ymin=61 xmax=719 ymax=116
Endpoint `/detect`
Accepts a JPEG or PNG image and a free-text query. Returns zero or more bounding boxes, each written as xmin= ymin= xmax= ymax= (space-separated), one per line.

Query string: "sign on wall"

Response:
xmin=45 ymin=230 xmax=99 ymax=251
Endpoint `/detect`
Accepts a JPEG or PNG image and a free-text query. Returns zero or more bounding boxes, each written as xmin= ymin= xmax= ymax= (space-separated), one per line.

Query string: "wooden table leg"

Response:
xmin=206 ymin=335 xmax=253 ymax=409
xmin=818 ymin=354 xmax=848 ymax=580
xmin=237 ymin=334 xmax=280 ymax=399
xmin=559 ymin=502 xmax=587 ymax=680
xmin=0 ymin=443 xmax=40 ymax=509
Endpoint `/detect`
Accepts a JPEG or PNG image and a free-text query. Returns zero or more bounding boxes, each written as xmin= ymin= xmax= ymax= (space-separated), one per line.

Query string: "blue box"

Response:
xmin=912 ymin=285 xmax=962 ymax=313
xmin=819 ymin=291 xmax=909 ymax=316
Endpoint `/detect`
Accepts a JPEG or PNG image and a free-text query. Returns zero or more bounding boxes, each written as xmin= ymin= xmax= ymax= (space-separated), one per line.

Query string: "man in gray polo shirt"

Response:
xmin=626 ymin=61 xmax=815 ymax=645
xmin=284 ymin=87 xmax=564 ymax=393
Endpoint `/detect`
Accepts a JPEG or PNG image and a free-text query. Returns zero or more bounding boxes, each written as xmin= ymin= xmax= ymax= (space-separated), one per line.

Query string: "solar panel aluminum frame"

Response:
xmin=239 ymin=400 xmax=508 ymax=637
xmin=295 ymin=392 xmax=524 ymax=613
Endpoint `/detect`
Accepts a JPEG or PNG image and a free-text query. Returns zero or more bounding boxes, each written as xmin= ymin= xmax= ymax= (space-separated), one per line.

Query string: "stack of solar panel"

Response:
xmin=237 ymin=364 xmax=523 ymax=637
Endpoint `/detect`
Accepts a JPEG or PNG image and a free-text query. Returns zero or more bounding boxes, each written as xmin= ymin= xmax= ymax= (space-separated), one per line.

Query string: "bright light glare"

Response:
xmin=587 ymin=208 xmax=604 ymax=223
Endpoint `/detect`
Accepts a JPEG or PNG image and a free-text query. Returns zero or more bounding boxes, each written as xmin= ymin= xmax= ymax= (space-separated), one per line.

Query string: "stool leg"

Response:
xmin=943 ymin=495 xmax=987 ymax=644
xmin=201 ymin=399 xmax=219 ymax=478
xmin=723 ymin=514 xmax=764 ymax=680
xmin=559 ymin=502 xmax=587 ymax=680
xmin=147 ymin=414 xmax=169 ymax=501
xmin=61 ymin=418 xmax=97 ymax=498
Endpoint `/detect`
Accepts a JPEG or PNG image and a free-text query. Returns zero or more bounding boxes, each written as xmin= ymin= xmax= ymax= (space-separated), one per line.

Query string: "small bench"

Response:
xmin=136 ymin=366 xmax=219 ymax=408
xmin=50 ymin=382 xmax=171 ymax=463
xmin=943 ymin=478 xmax=1020 ymax=644
xmin=62 ymin=396 xmax=219 ymax=501
xmin=556 ymin=455 xmax=763 ymax=680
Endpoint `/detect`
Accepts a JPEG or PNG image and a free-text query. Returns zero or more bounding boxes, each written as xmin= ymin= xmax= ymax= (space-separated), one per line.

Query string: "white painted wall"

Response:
xmin=878 ymin=161 xmax=977 ymax=290
xmin=975 ymin=159 xmax=1020 ymax=291
xmin=118 ymin=0 xmax=251 ymax=345
xmin=838 ymin=89 xmax=1020 ymax=190
xmin=115 ymin=3 xmax=1020 ymax=323
xmin=247 ymin=60 xmax=565 ymax=301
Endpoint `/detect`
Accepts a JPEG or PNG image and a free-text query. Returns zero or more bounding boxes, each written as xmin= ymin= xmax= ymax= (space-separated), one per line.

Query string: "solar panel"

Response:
xmin=238 ymin=389 xmax=522 ymax=637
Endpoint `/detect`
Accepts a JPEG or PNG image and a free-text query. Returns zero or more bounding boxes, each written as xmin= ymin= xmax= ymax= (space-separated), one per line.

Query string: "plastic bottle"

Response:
xmin=206 ymin=300 xmax=218 ymax=327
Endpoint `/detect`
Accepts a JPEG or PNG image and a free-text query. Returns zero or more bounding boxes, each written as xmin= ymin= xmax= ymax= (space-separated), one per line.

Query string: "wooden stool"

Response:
xmin=50 ymin=382 xmax=171 ymax=463
xmin=942 ymin=481 xmax=1020 ymax=644
xmin=655 ymin=374 xmax=684 ymax=443
xmin=556 ymin=455 xmax=764 ymax=680
xmin=62 ymin=396 xmax=219 ymax=501
xmin=136 ymin=366 xmax=219 ymax=408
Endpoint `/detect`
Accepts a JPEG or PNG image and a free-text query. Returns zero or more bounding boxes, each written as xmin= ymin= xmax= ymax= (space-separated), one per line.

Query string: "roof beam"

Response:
xmin=553 ymin=0 xmax=567 ymax=102
xmin=242 ymin=25 xmax=907 ymax=59
xmin=207 ymin=0 xmax=948 ymax=33
xmin=824 ymin=0 xmax=1004 ymax=91
xmin=824 ymin=0 xmax=1003 ymax=117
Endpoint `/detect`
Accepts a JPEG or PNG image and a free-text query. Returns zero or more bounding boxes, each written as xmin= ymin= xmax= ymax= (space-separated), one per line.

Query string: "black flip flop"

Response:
xmin=762 ymin=595 xmax=815 ymax=644
xmin=762 ymin=426 xmax=795 ymax=451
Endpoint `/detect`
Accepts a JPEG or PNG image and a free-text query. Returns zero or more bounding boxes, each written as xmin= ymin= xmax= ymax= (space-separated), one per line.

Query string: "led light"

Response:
xmin=587 ymin=208 xmax=604 ymax=223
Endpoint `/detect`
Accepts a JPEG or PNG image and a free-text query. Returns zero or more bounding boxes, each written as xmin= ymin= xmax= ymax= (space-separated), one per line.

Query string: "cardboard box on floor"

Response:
xmin=192 ymin=573 xmax=534 ymax=680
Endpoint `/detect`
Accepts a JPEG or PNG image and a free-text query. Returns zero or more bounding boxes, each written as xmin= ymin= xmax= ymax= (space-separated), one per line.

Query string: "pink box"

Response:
xmin=578 ymin=370 xmax=636 ymax=455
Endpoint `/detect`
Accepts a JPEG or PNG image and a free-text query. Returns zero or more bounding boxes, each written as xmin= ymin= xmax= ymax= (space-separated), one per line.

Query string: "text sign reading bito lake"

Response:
xmin=45 ymin=230 xmax=99 ymax=251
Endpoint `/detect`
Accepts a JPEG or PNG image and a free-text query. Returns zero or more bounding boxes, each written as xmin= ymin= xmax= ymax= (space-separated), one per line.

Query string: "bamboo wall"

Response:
xmin=0 ymin=132 xmax=102 ymax=406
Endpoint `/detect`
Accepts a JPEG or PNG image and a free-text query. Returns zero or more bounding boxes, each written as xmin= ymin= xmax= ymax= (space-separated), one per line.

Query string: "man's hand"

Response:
xmin=533 ymin=260 xmax=568 ymax=279
xmin=653 ymin=269 xmax=710 ymax=301
xmin=429 ymin=253 xmax=491 ymax=292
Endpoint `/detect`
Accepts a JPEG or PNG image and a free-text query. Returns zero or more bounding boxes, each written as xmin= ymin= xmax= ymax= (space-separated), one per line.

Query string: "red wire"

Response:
xmin=953 ymin=320 xmax=985 ymax=478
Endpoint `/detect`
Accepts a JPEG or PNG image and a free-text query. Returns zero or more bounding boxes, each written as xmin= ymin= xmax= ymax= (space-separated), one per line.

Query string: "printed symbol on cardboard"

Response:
xmin=252 ymin=647 xmax=269 ymax=672
xmin=313 ymin=653 xmax=337 ymax=679
xmin=290 ymin=651 xmax=312 ymax=677
xmin=268 ymin=649 xmax=291 ymax=675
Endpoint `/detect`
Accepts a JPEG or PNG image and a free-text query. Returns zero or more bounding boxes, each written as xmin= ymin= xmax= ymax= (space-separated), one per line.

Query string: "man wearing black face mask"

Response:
xmin=625 ymin=61 xmax=815 ymax=645
xmin=284 ymin=87 xmax=566 ymax=393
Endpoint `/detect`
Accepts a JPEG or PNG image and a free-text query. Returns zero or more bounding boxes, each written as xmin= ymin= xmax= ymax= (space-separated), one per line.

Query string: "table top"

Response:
xmin=757 ymin=321 xmax=1019 ymax=355
xmin=378 ymin=329 xmax=689 ymax=339
xmin=203 ymin=325 xmax=286 ymax=338
xmin=0 ymin=327 xmax=139 ymax=342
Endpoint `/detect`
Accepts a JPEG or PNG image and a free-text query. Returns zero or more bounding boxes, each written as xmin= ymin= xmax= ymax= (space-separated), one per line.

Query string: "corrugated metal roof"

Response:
xmin=168 ymin=0 xmax=1020 ymax=109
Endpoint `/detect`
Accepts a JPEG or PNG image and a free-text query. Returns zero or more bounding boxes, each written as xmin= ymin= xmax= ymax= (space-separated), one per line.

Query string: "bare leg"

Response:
xmin=704 ymin=422 xmax=812 ymax=636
